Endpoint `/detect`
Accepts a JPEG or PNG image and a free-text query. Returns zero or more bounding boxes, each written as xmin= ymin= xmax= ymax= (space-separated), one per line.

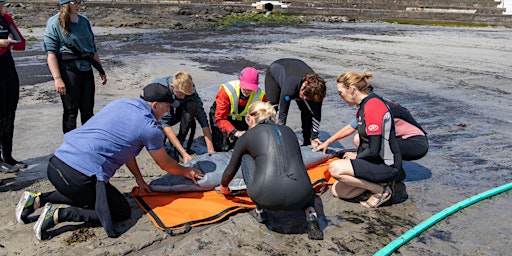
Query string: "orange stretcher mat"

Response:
xmin=131 ymin=158 xmax=338 ymax=236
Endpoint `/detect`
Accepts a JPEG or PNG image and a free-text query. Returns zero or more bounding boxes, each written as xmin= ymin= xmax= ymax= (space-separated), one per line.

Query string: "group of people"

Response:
xmin=4 ymin=0 xmax=428 ymax=242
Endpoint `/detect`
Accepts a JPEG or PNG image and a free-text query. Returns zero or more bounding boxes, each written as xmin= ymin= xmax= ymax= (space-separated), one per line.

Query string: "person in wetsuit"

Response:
xmin=152 ymin=71 xmax=215 ymax=163
xmin=219 ymin=101 xmax=323 ymax=240
xmin=325 ymin=71 xmax=402 ymax=208
xmin=264 ymin=58 xmax=326 ymax=146
xmin=0 ymin=0 xmax=27 ymax=171
xmin=316 ymin=95 xmax=428 ymax=162
xmin=44 ymin=0 xmax=107 ymax=134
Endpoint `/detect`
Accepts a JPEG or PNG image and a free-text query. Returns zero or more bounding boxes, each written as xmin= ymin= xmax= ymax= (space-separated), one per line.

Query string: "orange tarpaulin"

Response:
xmin=132 ymin=158 xmax=338 ymax=235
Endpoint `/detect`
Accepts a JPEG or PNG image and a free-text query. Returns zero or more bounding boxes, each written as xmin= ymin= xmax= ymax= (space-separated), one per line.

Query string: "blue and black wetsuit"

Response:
xmin=221 ymin=119 xmax=314 ymax=211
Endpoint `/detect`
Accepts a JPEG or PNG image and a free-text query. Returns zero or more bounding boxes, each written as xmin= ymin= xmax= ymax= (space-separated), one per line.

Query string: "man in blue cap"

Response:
xmin=15 ymin=83 xmax=204 ymax=240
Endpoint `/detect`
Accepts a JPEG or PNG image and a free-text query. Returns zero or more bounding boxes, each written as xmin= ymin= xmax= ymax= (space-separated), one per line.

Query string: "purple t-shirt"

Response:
xmin=54 ymin=98 xmax=163 ymax=182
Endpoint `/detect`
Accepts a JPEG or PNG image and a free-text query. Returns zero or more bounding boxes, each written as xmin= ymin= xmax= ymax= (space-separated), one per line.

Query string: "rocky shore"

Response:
xmin=1 ymin=4 xmax=511 ymax=255
xmin=5 ymin=1 xmax=322 ymax=29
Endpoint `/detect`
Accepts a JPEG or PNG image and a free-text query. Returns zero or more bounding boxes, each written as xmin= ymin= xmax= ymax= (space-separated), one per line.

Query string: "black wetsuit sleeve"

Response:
xmin=278 ymin=88 xmax=292 ymax=125
xmin=356 ymin=135 xmax=381 ymax=160
xmin=220 ymin=135 xmax=247 ymax=187
xmin=309 ymin=100 xmax=322 ymax=140
xmin=192 ymin=93 xmax=209 ymax=128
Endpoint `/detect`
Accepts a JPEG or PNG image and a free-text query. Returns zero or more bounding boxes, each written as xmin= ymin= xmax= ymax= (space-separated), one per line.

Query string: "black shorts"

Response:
xmin=351 ymin=159 xmax=400 ymax=183
xmin=397 ymin=135 xmax=428 ymax=161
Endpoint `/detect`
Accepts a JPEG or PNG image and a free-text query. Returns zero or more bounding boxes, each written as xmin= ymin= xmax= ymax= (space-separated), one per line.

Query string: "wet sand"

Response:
xmin=1 ymin=22 xmax=512 ymax=255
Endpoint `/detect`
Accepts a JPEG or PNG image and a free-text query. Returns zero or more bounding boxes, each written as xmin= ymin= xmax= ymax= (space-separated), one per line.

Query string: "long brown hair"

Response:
xmin=58 ymin=4 xmax=72 ymax=35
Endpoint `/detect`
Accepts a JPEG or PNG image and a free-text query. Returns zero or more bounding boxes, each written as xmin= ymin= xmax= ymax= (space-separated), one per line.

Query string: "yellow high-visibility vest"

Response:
xmin=220 ymin=80 xmax=265 ymax=121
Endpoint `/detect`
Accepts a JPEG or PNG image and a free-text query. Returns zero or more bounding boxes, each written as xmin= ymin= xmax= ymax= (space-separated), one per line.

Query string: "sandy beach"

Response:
xmin=1 ymin=22 xmax=512 ymax=255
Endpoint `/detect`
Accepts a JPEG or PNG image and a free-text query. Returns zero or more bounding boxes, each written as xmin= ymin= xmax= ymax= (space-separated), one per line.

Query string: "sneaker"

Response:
xmin=0 ymin=162 xmax=19 ymax=173
xmin=306 ymin=213 xmax=323 ymax=240
xmin=16 ymin=191 xmax=40 ymax=224
xmin=248 ymin=209 xmax=267 ymax=223
xmin=4 ymin=158 xmax=28 ymax=169
xmin=34 ymin=203 xmax=58 ymax=241
xmin=13 ymin=161 xmax=28 ymax=169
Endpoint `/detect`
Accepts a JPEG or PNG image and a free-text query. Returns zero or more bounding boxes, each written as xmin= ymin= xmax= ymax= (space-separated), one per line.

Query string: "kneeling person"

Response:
xmin=219 ymin=101 xmax=323 ymax=240
xmin=209 ymin=67 xmax=266 ymax=151
xmin=15 ymin=83 xmax=203 ymax=240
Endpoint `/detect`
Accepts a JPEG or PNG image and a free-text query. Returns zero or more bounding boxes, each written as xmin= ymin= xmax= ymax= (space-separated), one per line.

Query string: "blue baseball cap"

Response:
xmin=60 ymin=0 xmax=71 ymax=4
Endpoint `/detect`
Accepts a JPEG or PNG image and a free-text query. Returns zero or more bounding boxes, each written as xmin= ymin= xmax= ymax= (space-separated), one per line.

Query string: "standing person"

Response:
xmin=209 ymin=67 xmax=266 ymax=151
xmin=219 ymin=101 xmax=323 ymax=240
xmin=322 ymin=71 xmax=402 ymax=208
xmin=151 ymin=71 xmax=215 ymax=163
xmin=15 ymin=83 xmax=204 ymax=241
xmin=265 ymin=58 xmax=326 ymax=147
xmin=44 ymin=0 xmax=107 ymax=134
xmin=0 ymin=0 xmax=26 ymax=172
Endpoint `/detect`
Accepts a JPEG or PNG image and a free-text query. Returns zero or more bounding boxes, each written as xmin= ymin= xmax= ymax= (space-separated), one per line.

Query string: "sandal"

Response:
xmin=360 ymin=184 xmax=392 ymax=208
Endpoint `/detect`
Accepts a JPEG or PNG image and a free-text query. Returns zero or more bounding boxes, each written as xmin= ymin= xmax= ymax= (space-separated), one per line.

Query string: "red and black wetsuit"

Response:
xmin=1 ymin=12 xmax=25 ymax=164
xmin=352 ymin=94 xmax=402 ymax=183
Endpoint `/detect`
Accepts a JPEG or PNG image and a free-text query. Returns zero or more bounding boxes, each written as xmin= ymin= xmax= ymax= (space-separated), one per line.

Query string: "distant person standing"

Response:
xmin=265 ymin=58 xmax=326 ymax=147
xmin=44 ymin=0 xmax=107 ymax=133
xmin=0 ymin=0 xmax=27 ymax=171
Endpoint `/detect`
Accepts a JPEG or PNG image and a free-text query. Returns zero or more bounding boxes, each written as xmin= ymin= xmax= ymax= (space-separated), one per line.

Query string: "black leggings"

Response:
xmin=40 ymin=156 xmax=131 ymax=225
xmin=264 ymin=72 xmax=280 ymax=108
xmin=171 ymin=99 xmax=198 ymax=151
xmin=59 ymin=60 xmax=95 ymax=133
xmin=208 ymin=102 xmax=247 ymax=152
xmin=0 ymin=54 xmax=20 ymax=162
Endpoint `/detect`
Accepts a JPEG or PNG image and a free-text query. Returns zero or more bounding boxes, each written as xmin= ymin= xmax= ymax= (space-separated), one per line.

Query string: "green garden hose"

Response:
xmin=374 ymin=182 xmax=512 ymax=256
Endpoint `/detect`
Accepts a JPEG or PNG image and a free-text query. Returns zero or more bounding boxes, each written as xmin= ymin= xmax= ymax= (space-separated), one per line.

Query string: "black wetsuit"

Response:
xmin=0 ymin=13 xmax=22 ymax=164
xmin=221 ymin=120 xmax=314 ymax=211
xmin=265 ymin=58 xmax=322 ymax=145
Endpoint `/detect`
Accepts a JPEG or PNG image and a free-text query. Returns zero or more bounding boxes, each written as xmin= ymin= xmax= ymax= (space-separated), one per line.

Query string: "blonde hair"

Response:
xmin=59 ymin=4 xmax=72 ymax=35
xmin=173 ymin=71 xmax=195 ymax=95
xmin=336 ymin=71 xmax=374 ymax=93
xmin=245 ymin=101 xmax=277 ymax=124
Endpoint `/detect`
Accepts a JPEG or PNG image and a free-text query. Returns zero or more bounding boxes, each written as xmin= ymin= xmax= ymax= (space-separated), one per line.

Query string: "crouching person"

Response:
xmin=219 ymin=101 xmax=323 ymax=240
xmin=15 ymin=83 xmax=203 ymax=240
